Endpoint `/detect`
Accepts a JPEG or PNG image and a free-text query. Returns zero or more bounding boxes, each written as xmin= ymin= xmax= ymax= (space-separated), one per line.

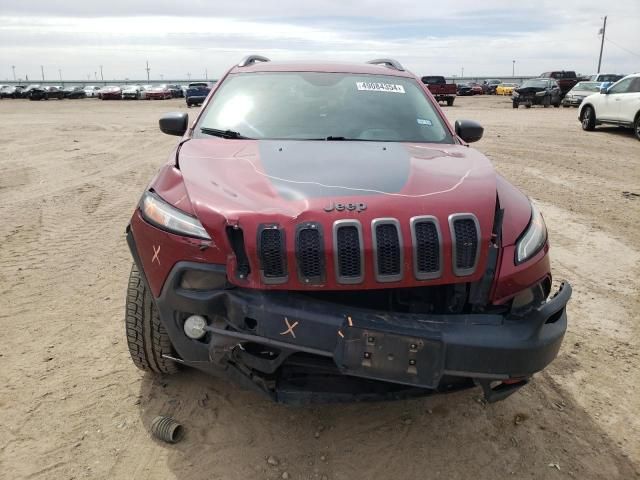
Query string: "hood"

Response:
xmin=171 ymin=139 xmax=499 ymax=289
xmin=177 ymin=139 xmax=497 ymax=222
xmin=515 ymin=86 xmax=546 ymax=94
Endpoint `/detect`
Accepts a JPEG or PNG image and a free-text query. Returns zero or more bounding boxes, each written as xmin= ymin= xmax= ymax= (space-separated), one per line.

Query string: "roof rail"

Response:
xmin=238 ymin=55 xmax=271 ymax=68
xmin=367 ymin=58 xmax=405 ymax=71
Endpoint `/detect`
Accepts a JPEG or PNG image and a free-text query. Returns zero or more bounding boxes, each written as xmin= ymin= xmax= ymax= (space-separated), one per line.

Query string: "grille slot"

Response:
xmin=410 ymin=217 xmax=441 ymax=279
xmin=334 ymin=221 xmax=364 ymax=284
xmin=296 ymin=224 xmax=324 ymax=283
xmin=372 ymin=219 xmax=403 ymax=282
xmin=258 ymin=226 xmax=287 ymax=283
xmin=450 ymin=214 xmax=480 ymax=276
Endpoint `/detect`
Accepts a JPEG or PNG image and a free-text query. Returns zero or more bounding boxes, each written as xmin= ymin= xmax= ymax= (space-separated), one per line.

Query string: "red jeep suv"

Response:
xmin=125 ymin=56 xmax=571 ymax=404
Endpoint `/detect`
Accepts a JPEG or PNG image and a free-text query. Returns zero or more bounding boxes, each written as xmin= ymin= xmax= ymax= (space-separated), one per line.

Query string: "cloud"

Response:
xmin=0 ymin=1 xmax=638 ymax=81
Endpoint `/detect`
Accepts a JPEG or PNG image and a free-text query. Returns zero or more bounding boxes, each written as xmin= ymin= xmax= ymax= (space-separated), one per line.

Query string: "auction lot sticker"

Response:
xmin=356 ymin=82 xmax=406 ymax=93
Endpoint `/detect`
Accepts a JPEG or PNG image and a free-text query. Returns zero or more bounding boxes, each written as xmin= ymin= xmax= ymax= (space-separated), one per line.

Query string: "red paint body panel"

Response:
xmin=130 ymin=60 xmax=554 ymax=302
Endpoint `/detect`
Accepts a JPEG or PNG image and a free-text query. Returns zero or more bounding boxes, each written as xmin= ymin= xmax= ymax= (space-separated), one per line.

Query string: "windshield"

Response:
xmin=521 ymin=79 xmax=548 ymax=88
xmin=196 ymin=72 xmax=453 ymax=143
xmin=573 ymin=82 xmax=601 ymax=92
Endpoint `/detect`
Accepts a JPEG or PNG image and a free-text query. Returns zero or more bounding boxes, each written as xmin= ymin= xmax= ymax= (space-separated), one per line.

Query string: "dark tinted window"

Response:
xmin=421 ymin=76 xmax=445 ymax=84
xmin=197 ymin=72 xmax=453 ymax=144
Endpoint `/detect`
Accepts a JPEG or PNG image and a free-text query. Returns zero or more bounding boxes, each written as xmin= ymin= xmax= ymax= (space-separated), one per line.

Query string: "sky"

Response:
xmin=1 ymin=1 xmax=639 ymax=82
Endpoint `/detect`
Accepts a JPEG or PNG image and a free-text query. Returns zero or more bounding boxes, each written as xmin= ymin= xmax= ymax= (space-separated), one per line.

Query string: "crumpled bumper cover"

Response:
xmin=127 ymin=233 xmax=571 ymax=402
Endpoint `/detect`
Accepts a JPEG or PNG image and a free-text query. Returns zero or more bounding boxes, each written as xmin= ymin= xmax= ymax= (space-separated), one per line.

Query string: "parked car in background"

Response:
xmin=98 ymin=86 xmax=122 ymax=100
xmin=19 ymin=85 xmax=40 ymax=98
xmin=164 ymin=84 xmax=183 ymax=98
xmin=512 ymin=78 xmax=562 ymax=108
xmin=146 ymin=85 xmax=172 ymax=100
xmin=185 ymin=81 xmax=213 ymax=107
xmin=83 ymin=85 xmax=101 ymax=97
xmin=539 ymin=71 xmax=578 ymax=96
xmin=579 ymin=73 xmax=640 ymax=140
xmin=122 ymin=85 xmax=145 ymax=100
xmin=496 ymin=83 xmax=519 ymax=96
xmin=469 ymin=83 xmax=484 ymax=95
xmin=420 ymin=76 xmax=456 ymax=106
xmin=0 ymin=85 xmax=26 ymax=98
xmin=62 ymin=86 xmax=86 ymax=99
xmin=29 ymin=85 xmax=65 ymax=101
xmin=562 ymin=82 xmax=602 ymax=107
xmin=587 ymin=73 xmax=624 ymax=83
xmin=483 ymin=79 xmax=502 ymax=94
xmin=456 ymin=83 xmax=474 ymax=96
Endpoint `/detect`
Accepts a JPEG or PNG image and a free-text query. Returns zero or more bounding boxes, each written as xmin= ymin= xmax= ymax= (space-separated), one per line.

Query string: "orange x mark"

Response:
xmin=152 ymin=245 xmax=161 ymax=265
xmin=280 ymin=317 xmax=299 ymax=338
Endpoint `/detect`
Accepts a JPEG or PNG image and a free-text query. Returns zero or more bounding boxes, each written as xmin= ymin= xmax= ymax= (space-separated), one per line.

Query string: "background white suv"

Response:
xmin=579 ymin=73 xmax=640 ymax=141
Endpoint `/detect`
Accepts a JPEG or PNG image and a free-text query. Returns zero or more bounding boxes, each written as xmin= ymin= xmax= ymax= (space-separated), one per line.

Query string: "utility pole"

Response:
xmin=205 ymin=68 xmax=208 ymax=80
xmin=58 ymin=69 xmax=62 ymax=83
xmin=187 ymin=72 xmax=191 ymax=81
xmin=597 ymin=16 xmax=607 ymax=73
xmin=94 ymin=71 xmax=97 ymax=81
xmin=100 ymin=65 xmax=104 ymax=83
xmin=146 ymin=60 xmax=150 ymax=82
xmin=461 ymin=67 xmax=464 ymax=78
xmin=11 ymin=65 xmax=16 ymax=81
xmin=160 ymin=74 xmax=164 ymax=80
xmin=512 ymin=60 xmax=516 ymax=77
xmin=41 ymin=65 xmax=45 ymax=81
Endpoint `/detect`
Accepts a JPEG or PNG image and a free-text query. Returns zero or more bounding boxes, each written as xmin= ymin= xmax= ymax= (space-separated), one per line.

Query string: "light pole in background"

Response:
xmin=58 ymin=69 xmax=62 ymax=83
xmin=11 ymin=65 xmax=16 ymax=81
xmin=146 ymin=61 xmax=150 ymax=82
xmin=160 ymin=74 xmax=164 ymax=81
xmin=597 ymin=16 xmax=607 ymax=73
xmin=461 ymin=67 xmax=464 ymax=78
xmin=187 ymin=72 xmax=191 ymax=81
xmin=512 ymin=60 xmax=516 ymax=77
xmin=40 ymin=65 xmax=45 ymax=81
xmin=100 ymin=65 xmax=104 ymax=83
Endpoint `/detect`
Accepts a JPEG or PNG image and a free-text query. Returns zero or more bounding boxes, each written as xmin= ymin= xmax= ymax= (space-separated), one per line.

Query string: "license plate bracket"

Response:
xmin=334 ymin=326 xmax=444 ymax=388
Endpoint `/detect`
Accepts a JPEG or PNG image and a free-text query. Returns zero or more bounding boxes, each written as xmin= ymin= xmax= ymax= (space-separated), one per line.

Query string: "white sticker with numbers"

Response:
xmin=356 ymin=82 xmax=406 ymax=93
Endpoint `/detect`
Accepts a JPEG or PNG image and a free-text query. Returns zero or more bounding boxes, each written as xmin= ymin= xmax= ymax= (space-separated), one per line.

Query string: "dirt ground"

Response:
xmin=1 ymin=95 xmax=638 ymax=480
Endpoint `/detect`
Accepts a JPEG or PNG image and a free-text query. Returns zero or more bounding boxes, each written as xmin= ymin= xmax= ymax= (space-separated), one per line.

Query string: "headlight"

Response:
xmin=512 ymin=91 xmax=519 ymax=97
xmin=140 ymin=191 xmax=211 ymax=240
xmin=515 ymin=203 xmax=547 ymax=264
xmin=535 ymin=91 xmax=546 ymax=96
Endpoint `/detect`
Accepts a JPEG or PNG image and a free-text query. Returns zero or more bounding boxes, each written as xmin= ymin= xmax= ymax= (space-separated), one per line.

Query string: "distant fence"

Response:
xmin=445 ymin=76 xmax=535 ymax=84
xmin=4 ymin=76 xmax=538 ymax=87
xmin=1 ymin=79 xmax=214 ymax=87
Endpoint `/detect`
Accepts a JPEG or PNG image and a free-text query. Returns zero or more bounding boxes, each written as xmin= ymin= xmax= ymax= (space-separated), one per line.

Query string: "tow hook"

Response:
xmin=476 ymin=377 xmax=530 ymax=403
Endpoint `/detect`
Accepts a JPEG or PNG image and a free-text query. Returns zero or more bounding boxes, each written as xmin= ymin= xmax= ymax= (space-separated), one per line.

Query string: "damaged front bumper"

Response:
xmin=128 ymin=235 xmax=571 ymax=404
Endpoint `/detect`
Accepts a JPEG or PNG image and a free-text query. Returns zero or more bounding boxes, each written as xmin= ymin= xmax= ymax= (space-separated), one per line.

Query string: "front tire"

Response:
xmin=634 ymin=114 xmax=640 ymax=141
xmin=446 ymin=98 xmax=454 ymax=106
xmin=125 ymin=264 xmax=179 ymax=374
xmin=512 ymin=102 xmax=518 ymax=109
xmin=581 ymin=106 xmax=596 ymax=131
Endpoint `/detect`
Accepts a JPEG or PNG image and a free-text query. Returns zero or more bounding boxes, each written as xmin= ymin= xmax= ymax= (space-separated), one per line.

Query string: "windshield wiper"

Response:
xmin=200 ymin=127 xmax=251 ymax=139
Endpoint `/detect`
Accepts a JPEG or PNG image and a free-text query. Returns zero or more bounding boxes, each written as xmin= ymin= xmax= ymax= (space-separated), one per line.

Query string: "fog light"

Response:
xmin=184 ymin=315 xmax=207 ymax=339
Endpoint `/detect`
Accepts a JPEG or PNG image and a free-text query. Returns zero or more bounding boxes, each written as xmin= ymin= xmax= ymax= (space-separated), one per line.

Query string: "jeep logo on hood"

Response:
xmin=324 ymin=201 xmax=367 ymax=213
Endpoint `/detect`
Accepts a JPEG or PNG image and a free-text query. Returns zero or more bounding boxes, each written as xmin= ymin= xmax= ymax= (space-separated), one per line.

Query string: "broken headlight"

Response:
xmin=140 ymin=191 xmax=211 ymax=240
xmin=515 ymin=203 xmax=547 ymax=265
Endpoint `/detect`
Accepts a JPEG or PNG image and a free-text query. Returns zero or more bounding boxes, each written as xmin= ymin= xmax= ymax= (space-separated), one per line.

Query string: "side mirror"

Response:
xmin=600 ymin=82 xmax=612 ymax=94
xmin=159 ymin=112 xmax=188 ymax=136
xmin=455 ymin=120 xmax=484 ymax=143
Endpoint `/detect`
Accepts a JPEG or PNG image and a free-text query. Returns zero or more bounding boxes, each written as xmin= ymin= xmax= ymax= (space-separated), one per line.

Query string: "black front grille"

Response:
xmin=453 ymin=218 xmax=478 ymax=272
xmin=375 ymin=223 xmax=401 ymax=277
xmin=259 ymin=227 xmax=286 ymax=279
xmin=336 ymin=225 xmax=362 ymax=280
xmin=414 ymin=221 xmax=440 ymax=274
xmin=296 ymin=226 xmax=323 ymax=281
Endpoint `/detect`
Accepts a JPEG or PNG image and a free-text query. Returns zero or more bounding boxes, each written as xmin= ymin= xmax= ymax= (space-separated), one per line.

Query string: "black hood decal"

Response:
xmin=257 ymin=140 xmax=411 ymax=200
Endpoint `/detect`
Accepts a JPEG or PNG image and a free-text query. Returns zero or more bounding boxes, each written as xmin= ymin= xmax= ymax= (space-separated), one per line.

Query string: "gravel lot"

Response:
xmin=1 ymin=95 xmax=638 ymax=479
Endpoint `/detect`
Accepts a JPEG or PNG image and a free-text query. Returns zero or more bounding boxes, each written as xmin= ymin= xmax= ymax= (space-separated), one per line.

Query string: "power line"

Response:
xmin=604 ymin=37 xmax=640 ymax=59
